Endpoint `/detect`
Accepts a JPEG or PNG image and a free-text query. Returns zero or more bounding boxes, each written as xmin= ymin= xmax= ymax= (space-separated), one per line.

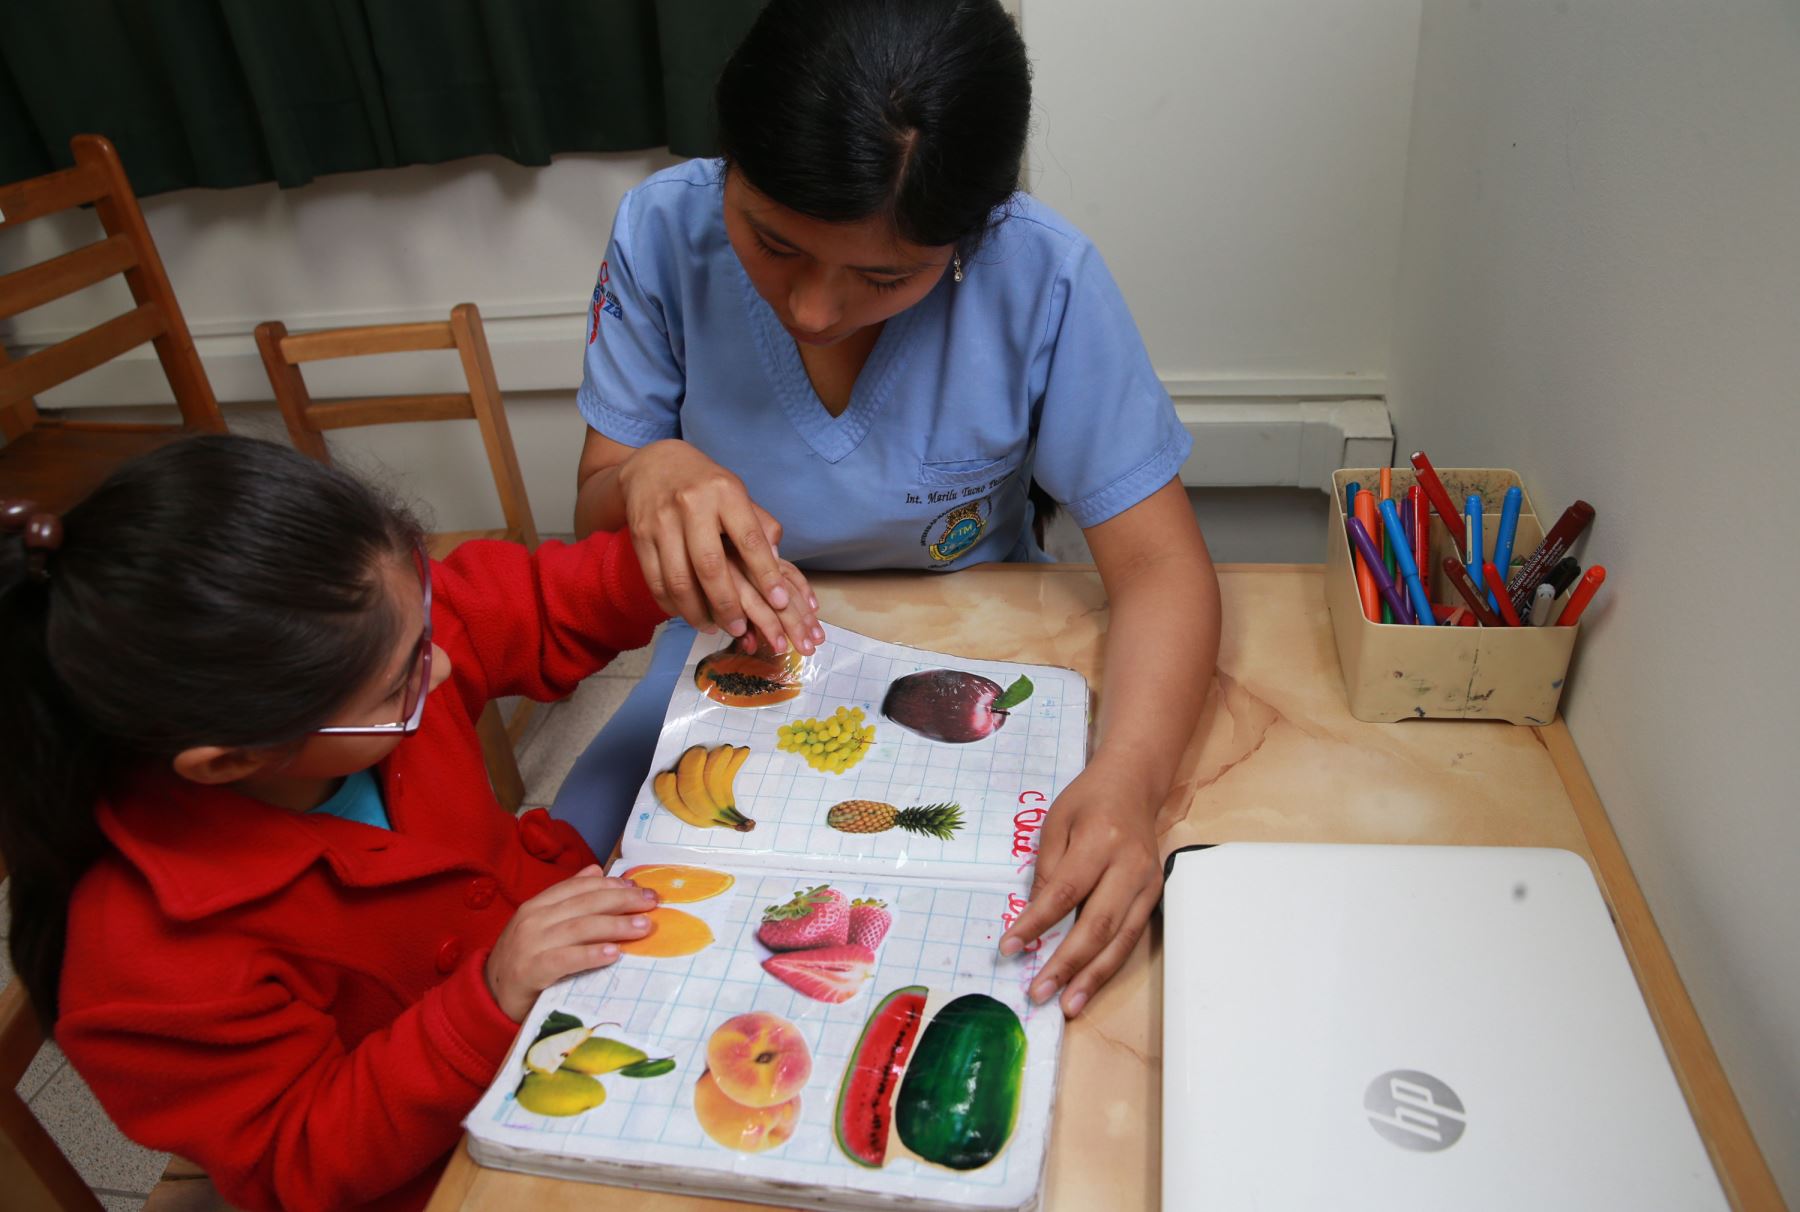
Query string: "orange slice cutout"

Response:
xmin=623 ymin=865 xmax=736 ymax=904
xmin=619 ymin=907 xmax=715 ymax=958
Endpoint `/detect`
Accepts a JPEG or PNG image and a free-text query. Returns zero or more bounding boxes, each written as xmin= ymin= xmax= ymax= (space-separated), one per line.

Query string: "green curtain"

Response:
xmin=0 ymin=0 xmax=765 ymax=197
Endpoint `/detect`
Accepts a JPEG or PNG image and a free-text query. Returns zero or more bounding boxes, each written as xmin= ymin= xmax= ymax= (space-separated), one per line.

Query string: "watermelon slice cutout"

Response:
xmin=834 ymin=985 xmax=929 ymax=1167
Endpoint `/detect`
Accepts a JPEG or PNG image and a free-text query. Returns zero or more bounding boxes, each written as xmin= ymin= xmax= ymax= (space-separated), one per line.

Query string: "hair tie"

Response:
xmin=2 ymin=498 xmax=64 ymax=582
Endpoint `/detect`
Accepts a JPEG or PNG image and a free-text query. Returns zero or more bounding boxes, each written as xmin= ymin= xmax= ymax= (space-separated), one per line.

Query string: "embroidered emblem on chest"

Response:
xmin=921 ymin=497 xmax=993 ymax=563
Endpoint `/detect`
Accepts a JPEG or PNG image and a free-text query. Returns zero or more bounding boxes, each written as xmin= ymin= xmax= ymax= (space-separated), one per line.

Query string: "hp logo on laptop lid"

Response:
xmin=1364 ymin=1070 xmax=1467 ymax=1152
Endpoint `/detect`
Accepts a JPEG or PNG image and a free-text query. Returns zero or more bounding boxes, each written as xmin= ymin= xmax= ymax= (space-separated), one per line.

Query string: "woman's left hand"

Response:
xmin=997 ymin=759 xmax=1163 ymax=1018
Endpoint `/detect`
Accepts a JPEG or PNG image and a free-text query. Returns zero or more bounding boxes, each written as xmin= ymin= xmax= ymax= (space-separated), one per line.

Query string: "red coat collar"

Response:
xmin=97 ymin=765 xmax=482 ymax=923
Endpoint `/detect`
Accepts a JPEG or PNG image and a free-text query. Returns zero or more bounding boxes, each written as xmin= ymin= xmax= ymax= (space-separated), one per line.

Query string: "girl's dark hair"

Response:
xmin=0 ymin=435 xmax=420 ymax=1024
xmin=715 ymin=0 xmax=1031 ymax=255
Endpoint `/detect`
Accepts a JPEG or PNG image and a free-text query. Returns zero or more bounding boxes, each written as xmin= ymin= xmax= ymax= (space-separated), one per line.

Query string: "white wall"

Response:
xmin=1388 ymin=0 xmax=1800 ymax=1194
xmin=1025 ymin=0 xmax=1419 ymax=390
xmin=4 ymin=1 xmax=1419 ymax=546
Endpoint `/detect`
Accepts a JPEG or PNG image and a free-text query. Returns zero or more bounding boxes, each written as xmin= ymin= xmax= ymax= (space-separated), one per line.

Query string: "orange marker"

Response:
xmin=1557 ymin=566 xmax=1607 ymax=626
xmin=1353 ymin=490 xmax=1382 ymax=622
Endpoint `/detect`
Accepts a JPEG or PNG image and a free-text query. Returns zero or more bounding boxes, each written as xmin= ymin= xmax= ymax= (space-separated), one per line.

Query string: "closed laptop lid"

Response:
xmin=1160 ymin=843 xmax=1726 ymax=1211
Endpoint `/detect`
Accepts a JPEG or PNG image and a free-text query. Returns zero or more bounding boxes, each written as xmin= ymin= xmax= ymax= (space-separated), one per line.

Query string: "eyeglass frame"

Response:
xmin=314 ymin=541 xmax=433 ymax=737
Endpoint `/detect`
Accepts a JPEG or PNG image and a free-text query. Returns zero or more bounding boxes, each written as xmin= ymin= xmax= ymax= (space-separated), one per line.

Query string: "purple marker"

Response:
xmin=1347 ymin=518 xmax=1414 ymax=624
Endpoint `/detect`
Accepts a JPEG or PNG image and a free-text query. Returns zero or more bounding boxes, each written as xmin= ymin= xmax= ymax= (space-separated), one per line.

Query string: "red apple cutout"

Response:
xmin=881 ymin=670 xmax=1034 ymax=743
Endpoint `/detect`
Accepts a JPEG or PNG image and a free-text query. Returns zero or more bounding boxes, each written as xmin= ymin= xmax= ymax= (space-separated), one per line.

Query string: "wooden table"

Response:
xmin=428 ymin=565 xmax=1779 ymax=1212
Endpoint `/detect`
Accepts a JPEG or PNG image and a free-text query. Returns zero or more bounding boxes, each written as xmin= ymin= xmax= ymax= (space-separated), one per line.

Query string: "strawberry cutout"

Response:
xmin=757 ymin=886 xmax=849 ymax=952
xmin=761 ymin=945 xmax=876 ymax=1004
xmin=847 ymin=899 xmax=891 ymax=950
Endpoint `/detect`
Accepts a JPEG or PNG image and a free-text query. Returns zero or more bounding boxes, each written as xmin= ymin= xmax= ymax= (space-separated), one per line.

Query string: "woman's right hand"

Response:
xmin=484 ymin=869 xmax=657 ymax=1022
xmin=617 ymin=439 xmax=822 ymax=655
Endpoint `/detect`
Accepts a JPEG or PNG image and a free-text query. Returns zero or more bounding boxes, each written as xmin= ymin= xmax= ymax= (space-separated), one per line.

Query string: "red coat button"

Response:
xmin=435 ymin=938 xmax=463 ymax=974
xmin=517 ymin=809 xmax=565 ymax=861
xmin=464 ymin=877 xmax=498 ymax=910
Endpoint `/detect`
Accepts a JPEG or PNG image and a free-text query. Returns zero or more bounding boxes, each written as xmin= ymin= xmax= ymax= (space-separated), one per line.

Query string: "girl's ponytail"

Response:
xmin=0 ymin=437 xmax=421 ymax=1026
xmin=0 ymin=513 xmax=109 ymax=1026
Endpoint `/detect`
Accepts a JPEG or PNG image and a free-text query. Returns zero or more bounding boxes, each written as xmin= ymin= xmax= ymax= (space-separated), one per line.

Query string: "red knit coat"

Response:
xmin=55 ymin=533 xmax=667 ymax=1212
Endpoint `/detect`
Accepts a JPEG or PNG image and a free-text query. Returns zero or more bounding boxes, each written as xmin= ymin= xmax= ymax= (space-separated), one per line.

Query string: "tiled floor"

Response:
xmin=3 ymin=627 xmax=659 ymax=1210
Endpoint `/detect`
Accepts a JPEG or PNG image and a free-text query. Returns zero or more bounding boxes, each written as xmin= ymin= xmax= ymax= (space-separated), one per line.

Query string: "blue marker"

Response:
xmin=1466 ymin=493 xmax=1487 ymax=604
xmin=1346 ymin=481 xmax=1361 ymax=518
xmin=1491 ymin=486 xmax=1523 ymax=609
xmin=1380 ymin=498 xmax=1437 ymax=625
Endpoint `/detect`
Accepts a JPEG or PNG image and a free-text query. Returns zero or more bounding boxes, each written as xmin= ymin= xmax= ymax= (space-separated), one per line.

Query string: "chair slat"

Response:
xmin=0 ymin=163 xmax=107 ymax=230
xmin=306 ymin=393 xmax=475 ymax=430
xmin=0 ymin=304 xmax=166 ymax=409
xmin=280 ymin=322 xmax=457 ymax=363
xmin=0 ymin=235 xmax=138 ymax=322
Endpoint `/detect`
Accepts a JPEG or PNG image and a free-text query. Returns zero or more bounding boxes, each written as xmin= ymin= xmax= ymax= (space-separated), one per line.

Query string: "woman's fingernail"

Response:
xmin=999 ymin=936 xmax=1023 ymax=957
xmin=630 ymin=916 xmax=649 ymax=929
xmin=809 ymin=594 xmax=818 ymax=610
xmin=812 ymin=625 xmax=826 ymax=643
xmin=725 ymin=618 xmax=747 ymax=637
xmin=772 ymin=636 xmax=788 ymax=653
xmin=601 ymin=943 xmax=619 ymax=958
xmin=639 ymin=887 xmax=657 ymax=901
xmin=1065 ymin=991 xmax=1088 ymax=1017
xmin=1030 ymin=978 xmax=1059 ymax=1004
xmin=769 ymin=585 xmax=790 ymax=609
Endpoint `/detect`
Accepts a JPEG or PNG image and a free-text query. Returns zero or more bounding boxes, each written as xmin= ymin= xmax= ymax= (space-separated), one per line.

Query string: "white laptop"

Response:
xmin=1160 ymin=843 xmax=1727 ymax=1211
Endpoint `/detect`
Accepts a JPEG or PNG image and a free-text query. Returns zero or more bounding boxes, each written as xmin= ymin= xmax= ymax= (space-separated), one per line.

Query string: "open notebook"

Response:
xmin=465 ymin=622 xmax=1088 ymax=1211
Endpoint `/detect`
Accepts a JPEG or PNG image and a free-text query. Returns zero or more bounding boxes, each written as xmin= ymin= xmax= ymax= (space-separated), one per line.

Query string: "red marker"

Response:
xmin=1484 ymin=562 xmax=1523 ymax=626
xmin=1410 ymin=452 xmax=1468 ymax=560
xmin=1557 ymin=565 xmax=1606 ymax=626
xmin=1509 ymin=500 xmax=1597 ymax=616
xmin=1443 ymin=558 xmax=1505 ymax=627
xmin=1431 ymin=603 xmax=1479 ymax=627
xmin=1409 ymin=485 xmax=1428 ymax=603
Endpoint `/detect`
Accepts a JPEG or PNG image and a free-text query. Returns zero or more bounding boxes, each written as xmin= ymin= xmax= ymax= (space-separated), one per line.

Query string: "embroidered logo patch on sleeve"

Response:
xmin=587 ymin=261 xmax=624 ymax=344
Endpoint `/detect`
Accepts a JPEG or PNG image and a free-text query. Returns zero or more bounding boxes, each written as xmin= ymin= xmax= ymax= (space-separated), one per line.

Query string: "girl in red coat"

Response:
xmin=0 ymin=436 xmax=812 ymax=1211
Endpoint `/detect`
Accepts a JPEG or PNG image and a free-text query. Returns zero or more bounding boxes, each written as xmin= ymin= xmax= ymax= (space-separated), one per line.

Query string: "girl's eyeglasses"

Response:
xmin=315 ymin=543 xmax=433 ymax=737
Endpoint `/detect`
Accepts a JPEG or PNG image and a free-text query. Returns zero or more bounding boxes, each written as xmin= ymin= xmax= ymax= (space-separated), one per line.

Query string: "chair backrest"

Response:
xmin=0 ymin=134 xmax=223 ymax=442
xmin=254 ymin=304 xmax=538 ymax=550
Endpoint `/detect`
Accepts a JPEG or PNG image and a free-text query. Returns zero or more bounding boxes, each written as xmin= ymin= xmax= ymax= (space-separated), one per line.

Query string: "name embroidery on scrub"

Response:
xmin=921 ymin=496 xmax=993 ymax=563
xmin=587 ymin=261 xmax=623 ymax=344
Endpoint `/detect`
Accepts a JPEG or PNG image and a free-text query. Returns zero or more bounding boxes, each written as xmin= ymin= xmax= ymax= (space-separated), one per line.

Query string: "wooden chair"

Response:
xmin=255 ymin=304 xmax=540 ymax=812
xmin=0 ymin=134 xmax=225 ymax=511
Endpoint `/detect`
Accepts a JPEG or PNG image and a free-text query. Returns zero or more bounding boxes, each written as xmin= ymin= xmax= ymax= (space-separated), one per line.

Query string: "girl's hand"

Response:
xmin=618 ymin=440 xmax=822 ymax=655
xmin=485 ymin=867 xmax=657 ymax=1022
xmin=996 ymin=762 xmax=1163 ymax=1019
xmin=725 ymin=554 xmax=822 ymax=657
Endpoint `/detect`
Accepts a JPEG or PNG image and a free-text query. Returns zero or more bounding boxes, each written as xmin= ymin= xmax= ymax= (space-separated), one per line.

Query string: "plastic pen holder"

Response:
xmin=1326 ymin=467 xmax=1580 ymax=724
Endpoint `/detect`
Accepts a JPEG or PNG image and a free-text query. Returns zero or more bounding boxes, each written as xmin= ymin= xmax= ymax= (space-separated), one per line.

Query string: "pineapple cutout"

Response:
xmin=826 ymin=800 xmax=963 ymax=838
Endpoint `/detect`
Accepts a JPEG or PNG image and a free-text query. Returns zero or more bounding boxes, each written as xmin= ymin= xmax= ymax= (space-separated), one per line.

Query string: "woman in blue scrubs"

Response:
xmin=563 ymin=0 xmax=1221 ymax=1018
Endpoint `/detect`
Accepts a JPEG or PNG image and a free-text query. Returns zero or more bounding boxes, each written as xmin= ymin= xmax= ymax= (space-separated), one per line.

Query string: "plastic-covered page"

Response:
xmin=465 ymin=864 xmax=1067 ymax=1212
xmin=618 ymin=622 xmax=1090 ymax=888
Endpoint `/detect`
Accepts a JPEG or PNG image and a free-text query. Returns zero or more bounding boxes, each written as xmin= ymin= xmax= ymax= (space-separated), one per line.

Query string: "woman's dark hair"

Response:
xmin=0 ymin=435 xmax=420 ymax=1024
xmin=715 ymin=0 xmax=1032 ymax=255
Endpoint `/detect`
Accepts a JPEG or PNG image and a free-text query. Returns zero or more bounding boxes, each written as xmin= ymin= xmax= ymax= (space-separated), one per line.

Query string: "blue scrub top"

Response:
xmin=578 ymin=159 xmax=1191 ymax=571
